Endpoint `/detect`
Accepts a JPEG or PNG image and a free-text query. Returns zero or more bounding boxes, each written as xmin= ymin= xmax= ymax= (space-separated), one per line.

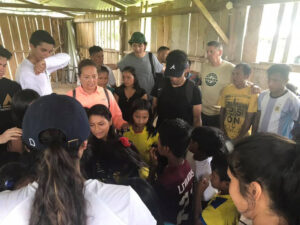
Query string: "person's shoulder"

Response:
xmin=222 ymin=60 xmax=235 ymax=68
xmin=223 ymin=83 xmax=235 ymax=92
xmin=0 ymin=78 xmax=20 ymax=87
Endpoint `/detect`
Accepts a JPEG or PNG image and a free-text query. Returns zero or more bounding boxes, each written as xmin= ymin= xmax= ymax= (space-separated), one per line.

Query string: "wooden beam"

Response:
xmin=282 ymin=2 xmax=299 ymax=63
xmin=16 ymin=0 xmax=75 ymax=17
xmin=236 ymin=0 xmax=300 ymax=6
xmin=0 ymin=3 xmax=124 ymax=15
xmin=269 ymin=4 xmax=285 ymax=62
xmin=74 ymin=16 xmax=120 ymax=23
xmin=192 ymin=0 xmax=229 ymax=44
xmin=101 ymin=0 xmax=125 ymax=11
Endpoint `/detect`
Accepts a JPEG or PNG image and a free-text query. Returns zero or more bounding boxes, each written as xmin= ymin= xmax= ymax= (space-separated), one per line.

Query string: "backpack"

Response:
xmin=157 ymin=78 xmax=195 ymax=105
xmin=72 ymin=88 xmax=110 ymax=109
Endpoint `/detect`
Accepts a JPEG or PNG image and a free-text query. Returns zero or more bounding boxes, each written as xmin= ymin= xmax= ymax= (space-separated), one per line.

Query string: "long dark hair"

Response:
xmin=121 ymin=66 xmax=141 ymax=89
xmin=228 ymin=133 xmax=300 ymax=225
xmin=29 ymin=129 xmax=86 ymax=225
xmin=130 ymin=99 xmax=157 ymax=139
xmin=87 ymin=104 xmax=117 ymax=140
xmin=11 ymin=89 xmax=40 ymax=128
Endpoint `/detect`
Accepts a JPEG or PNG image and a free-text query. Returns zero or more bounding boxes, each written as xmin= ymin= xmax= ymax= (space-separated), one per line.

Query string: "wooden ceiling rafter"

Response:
xmin=101 ymin=0 xmax=126 ymax=11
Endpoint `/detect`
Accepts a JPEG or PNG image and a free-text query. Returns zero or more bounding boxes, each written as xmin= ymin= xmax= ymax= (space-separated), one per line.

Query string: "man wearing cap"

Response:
xmin=116 ymin=32 xmax=163 ymax=96
xmin=152 ymin=50 xmax=202 ymax=128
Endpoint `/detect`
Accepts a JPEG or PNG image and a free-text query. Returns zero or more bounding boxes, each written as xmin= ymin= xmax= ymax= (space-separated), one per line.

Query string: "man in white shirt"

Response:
xmin=15 ymin=30 xmax=70 ymax=96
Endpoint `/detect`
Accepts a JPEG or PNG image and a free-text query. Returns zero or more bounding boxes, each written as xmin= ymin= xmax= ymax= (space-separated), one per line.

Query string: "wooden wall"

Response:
xmin=0 ymin=14 xmax=67 ymax=80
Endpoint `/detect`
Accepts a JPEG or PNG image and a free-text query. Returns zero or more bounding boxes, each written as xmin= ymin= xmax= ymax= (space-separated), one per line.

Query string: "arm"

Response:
xmin=152 ymin=97 xmax=158 ymax=119
xmin=235 ymin=112 xmax=255 ymax=140
xmin=108 ymin=91 xmax=127 ymax=129
xmin=220 ymin=107 xmax=226 ymax=133
xmin=252 ymin=111 xmax=261 ymax=134
xmin=45 ymin=53 xmax=70 ymax=74
xmin=193 ymin=104 xmax=202 ymax=127
xmin=194 ymin=178 xmax=209 ymax=225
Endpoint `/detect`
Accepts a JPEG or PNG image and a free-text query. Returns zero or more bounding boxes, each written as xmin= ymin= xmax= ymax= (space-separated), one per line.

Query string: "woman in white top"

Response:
xmin=0 ymin=94 xmax=156 ymax=225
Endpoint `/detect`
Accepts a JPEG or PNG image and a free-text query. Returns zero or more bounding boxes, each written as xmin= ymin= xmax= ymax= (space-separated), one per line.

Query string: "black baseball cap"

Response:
xmin=164 ymin=50 xmax=188 ymax=77
xmin=22 ymin=94 xmax=90 ymax=151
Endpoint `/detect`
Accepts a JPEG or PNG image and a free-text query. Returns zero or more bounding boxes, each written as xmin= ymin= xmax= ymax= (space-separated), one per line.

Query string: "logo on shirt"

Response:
xmin=205 ymin=73 xmax=218 ymax=86
xmin=170 ymin=64 xmax=176 ymax=70
xmin=274 ymin=106 xmax=280 ymax=112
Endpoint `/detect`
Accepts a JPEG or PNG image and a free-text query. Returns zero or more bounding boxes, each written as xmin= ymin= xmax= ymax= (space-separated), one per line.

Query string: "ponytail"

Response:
xmin=29 ymin=129 xmax=86 ymax=225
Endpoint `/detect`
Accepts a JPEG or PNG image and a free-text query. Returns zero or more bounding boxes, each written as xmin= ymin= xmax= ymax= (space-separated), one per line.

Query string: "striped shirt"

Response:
xmin=258 ymin=89 xmax=300 ymax=139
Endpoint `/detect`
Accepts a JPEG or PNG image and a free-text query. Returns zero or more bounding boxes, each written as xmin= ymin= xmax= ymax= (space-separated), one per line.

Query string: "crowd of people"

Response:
xmin=0 ymin=29 xmax=300 ymax=225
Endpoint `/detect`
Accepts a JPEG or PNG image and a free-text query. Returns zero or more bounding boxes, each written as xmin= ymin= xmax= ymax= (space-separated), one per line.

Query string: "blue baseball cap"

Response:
xmin=22 ymin=94 xmax=90 ymax=151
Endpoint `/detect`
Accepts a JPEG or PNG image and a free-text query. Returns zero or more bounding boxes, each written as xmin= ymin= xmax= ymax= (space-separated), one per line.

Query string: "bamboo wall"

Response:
xmin=0 ymin=14 xmax=67 ymax=80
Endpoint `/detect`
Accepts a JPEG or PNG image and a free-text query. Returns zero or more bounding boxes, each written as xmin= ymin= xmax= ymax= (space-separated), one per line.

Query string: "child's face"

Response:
xmin=232 ymin=67 xmax=247 ymax=88
xmin=210 ymin=170 xmax=222 ymax=189
xmin=97 ymin=72 xmax=109 ymax=87
xmin=133 ymin=110 xmax=149 ymax=129
xmin=188 ymin=139 xmax=199 ymax=154
xmin=122 ymin=71 xmax=135 ymax=87
xmin=268 ymin=73 xmax=287 ymax=93
xmin=89 ymin=115 xmax=111 ymax=140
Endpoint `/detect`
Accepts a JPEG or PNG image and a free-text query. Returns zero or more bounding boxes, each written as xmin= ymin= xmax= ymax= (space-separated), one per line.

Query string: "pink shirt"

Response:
xmin=67 ymin=86 xmax=126 ymax=129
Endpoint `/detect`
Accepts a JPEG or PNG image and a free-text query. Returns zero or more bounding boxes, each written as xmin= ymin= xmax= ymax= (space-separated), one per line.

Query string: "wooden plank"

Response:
xmin=242 ymin=5 xmax=264 ymax=63
xmin=269 ymin=4 xmax=285 ymax=62
xmin=101 ymin=0 xmax=125 ymax=11
xmin=16 ymin=16 xmax=29 ymax=59
xmin=282 ymin=2 xmax=299 ymax=63
xmin=51 ymin=18 xmax=61 ymax=51
xmin=0 ymin=3 xmax=124 ymax=15
xmin=43 ymin=17 xmax=51 ymax=34
xmin=192 ymin=0 xmax=229 ymax=44
xmin=0 ymin=15 xmax=17 ymax=79
xmin=8 ymin=16 xmax=24 ymax=66
xmin=237 ymin=0 xmax=300 ymax=6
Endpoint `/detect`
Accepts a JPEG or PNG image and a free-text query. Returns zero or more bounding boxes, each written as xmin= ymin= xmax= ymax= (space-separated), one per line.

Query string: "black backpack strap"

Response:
xmin=148 ymin=52 xmax=156 ymax=81
xmin=72 ymin=88 xmax=76 ymax=98
xmin=185 ymin=80 xmax=195 ymax=105
xmin=104 ymin=88 xmax=110 ymax=109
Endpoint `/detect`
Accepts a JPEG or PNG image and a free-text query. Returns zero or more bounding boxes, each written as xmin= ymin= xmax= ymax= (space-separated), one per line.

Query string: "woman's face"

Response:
xmin=122 ymin=71 xmax=135 ymax=87
xmin=89 ymin=115 xmax=111 ymax=140
xmin=228 ymin=169 xmax=255 ymax=219
xmin=79 ymin=66 xmax=98 ymax=93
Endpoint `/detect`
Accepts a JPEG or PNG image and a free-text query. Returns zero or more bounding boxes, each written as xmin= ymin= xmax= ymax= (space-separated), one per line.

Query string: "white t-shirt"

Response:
xmin=0 ymin=180 xmax=156 ymax=225
xmin=258 ymin=89 xmax=300 ymax=139
xmin=15 ymin=53 xmax=70 ymax=96
xmin=103 ymin=64 xmax=116 ymax=87
xmin=195 ymin=157 xmax=218 ymax=202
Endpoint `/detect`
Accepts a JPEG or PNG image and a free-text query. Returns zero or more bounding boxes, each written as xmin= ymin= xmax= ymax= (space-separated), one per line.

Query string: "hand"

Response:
xmin=120 ymin=122 xmax=129 ymax=131
xmin=197 ymin=177 xmax=209 ymax=194
xmin=0 ymin=127 xmax=22 ymax=144
xmin=149 ymin=146 xmax=158 ymax=167
xmin=249 ymin=82 xmax=261 ymax=94
xmin=34 ymin=60 xmax=46 ymax=75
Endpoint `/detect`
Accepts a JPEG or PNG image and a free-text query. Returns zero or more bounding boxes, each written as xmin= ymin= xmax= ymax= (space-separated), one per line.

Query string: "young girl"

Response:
xmin=82 ymin=104 xmax=148 ymax=183
xmin=114 ymin=66 xmax=147 ymax=122
xmin=97 ymin=66 xmax=114 ymax=93
xmin=123 ymin=99 xmax=158 ymax=164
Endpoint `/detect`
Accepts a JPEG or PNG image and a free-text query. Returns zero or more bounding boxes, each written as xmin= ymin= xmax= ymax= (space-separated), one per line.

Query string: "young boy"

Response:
xmin=150 ymin=118 xmax=194 ymax=225
xmin=195 ymin=154 xmax=239 ymax=225
xmin=254 ymin=64 xmax=300 ymax=139
xmin=219 ymin=63 xmax=258 ymax=140
xmin=97 ymin=66 xmax=114 ymax=92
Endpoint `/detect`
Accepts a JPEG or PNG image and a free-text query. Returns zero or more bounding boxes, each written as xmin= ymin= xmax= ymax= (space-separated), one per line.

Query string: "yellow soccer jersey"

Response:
xmin=123 ymin=126 xmax=158 ymax=164
xmin=200 ymin=194 xmax=239 ymax=225
xmin=219 ymin=84 xmax=258 ymax=139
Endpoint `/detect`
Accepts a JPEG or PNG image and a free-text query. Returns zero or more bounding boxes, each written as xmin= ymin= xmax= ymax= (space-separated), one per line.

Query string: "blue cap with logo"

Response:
xmin=22 ymin=94 xmax=90 ymax=151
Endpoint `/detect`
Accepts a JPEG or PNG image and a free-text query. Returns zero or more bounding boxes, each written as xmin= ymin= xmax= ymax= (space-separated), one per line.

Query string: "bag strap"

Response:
xmin=72 ymin=88 xmax=76 ymax=98
xmin=104 ymin=88 xmax=110 ymax=109
xmin=148 ymin=52 xmax=156 ymax=81
xmin=185 ymin=80 xmax=194 ymax=104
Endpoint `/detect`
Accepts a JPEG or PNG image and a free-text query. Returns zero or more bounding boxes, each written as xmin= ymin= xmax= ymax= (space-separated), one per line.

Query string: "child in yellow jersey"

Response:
xmin=219 ymin=63 xmax=258 ymax=140
xmin=123 ymin=99 xmax=158 ymax=164
xmin=196 ymin=154 xmax=239 ymax=225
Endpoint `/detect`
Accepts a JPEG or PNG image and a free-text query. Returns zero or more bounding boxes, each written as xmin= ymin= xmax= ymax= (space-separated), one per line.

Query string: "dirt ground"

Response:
xmin=51 ymin=82 xmax=78 ymax=95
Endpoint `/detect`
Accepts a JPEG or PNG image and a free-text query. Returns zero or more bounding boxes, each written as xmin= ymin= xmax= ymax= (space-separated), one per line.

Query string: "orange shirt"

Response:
xmin=67 ymin=86 xmax=126 ymax=129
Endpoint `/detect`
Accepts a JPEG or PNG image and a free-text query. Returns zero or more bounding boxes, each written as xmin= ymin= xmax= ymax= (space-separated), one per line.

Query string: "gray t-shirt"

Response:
xmin=118 ymin=52 xmax=163 ymax=95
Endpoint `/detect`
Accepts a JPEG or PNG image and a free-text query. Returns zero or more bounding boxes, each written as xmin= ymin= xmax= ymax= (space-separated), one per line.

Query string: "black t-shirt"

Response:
xmin=152 ymin=78 xmax=202 ymax=127
xmin=115 ymin=85 xmax=146 ymax=122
